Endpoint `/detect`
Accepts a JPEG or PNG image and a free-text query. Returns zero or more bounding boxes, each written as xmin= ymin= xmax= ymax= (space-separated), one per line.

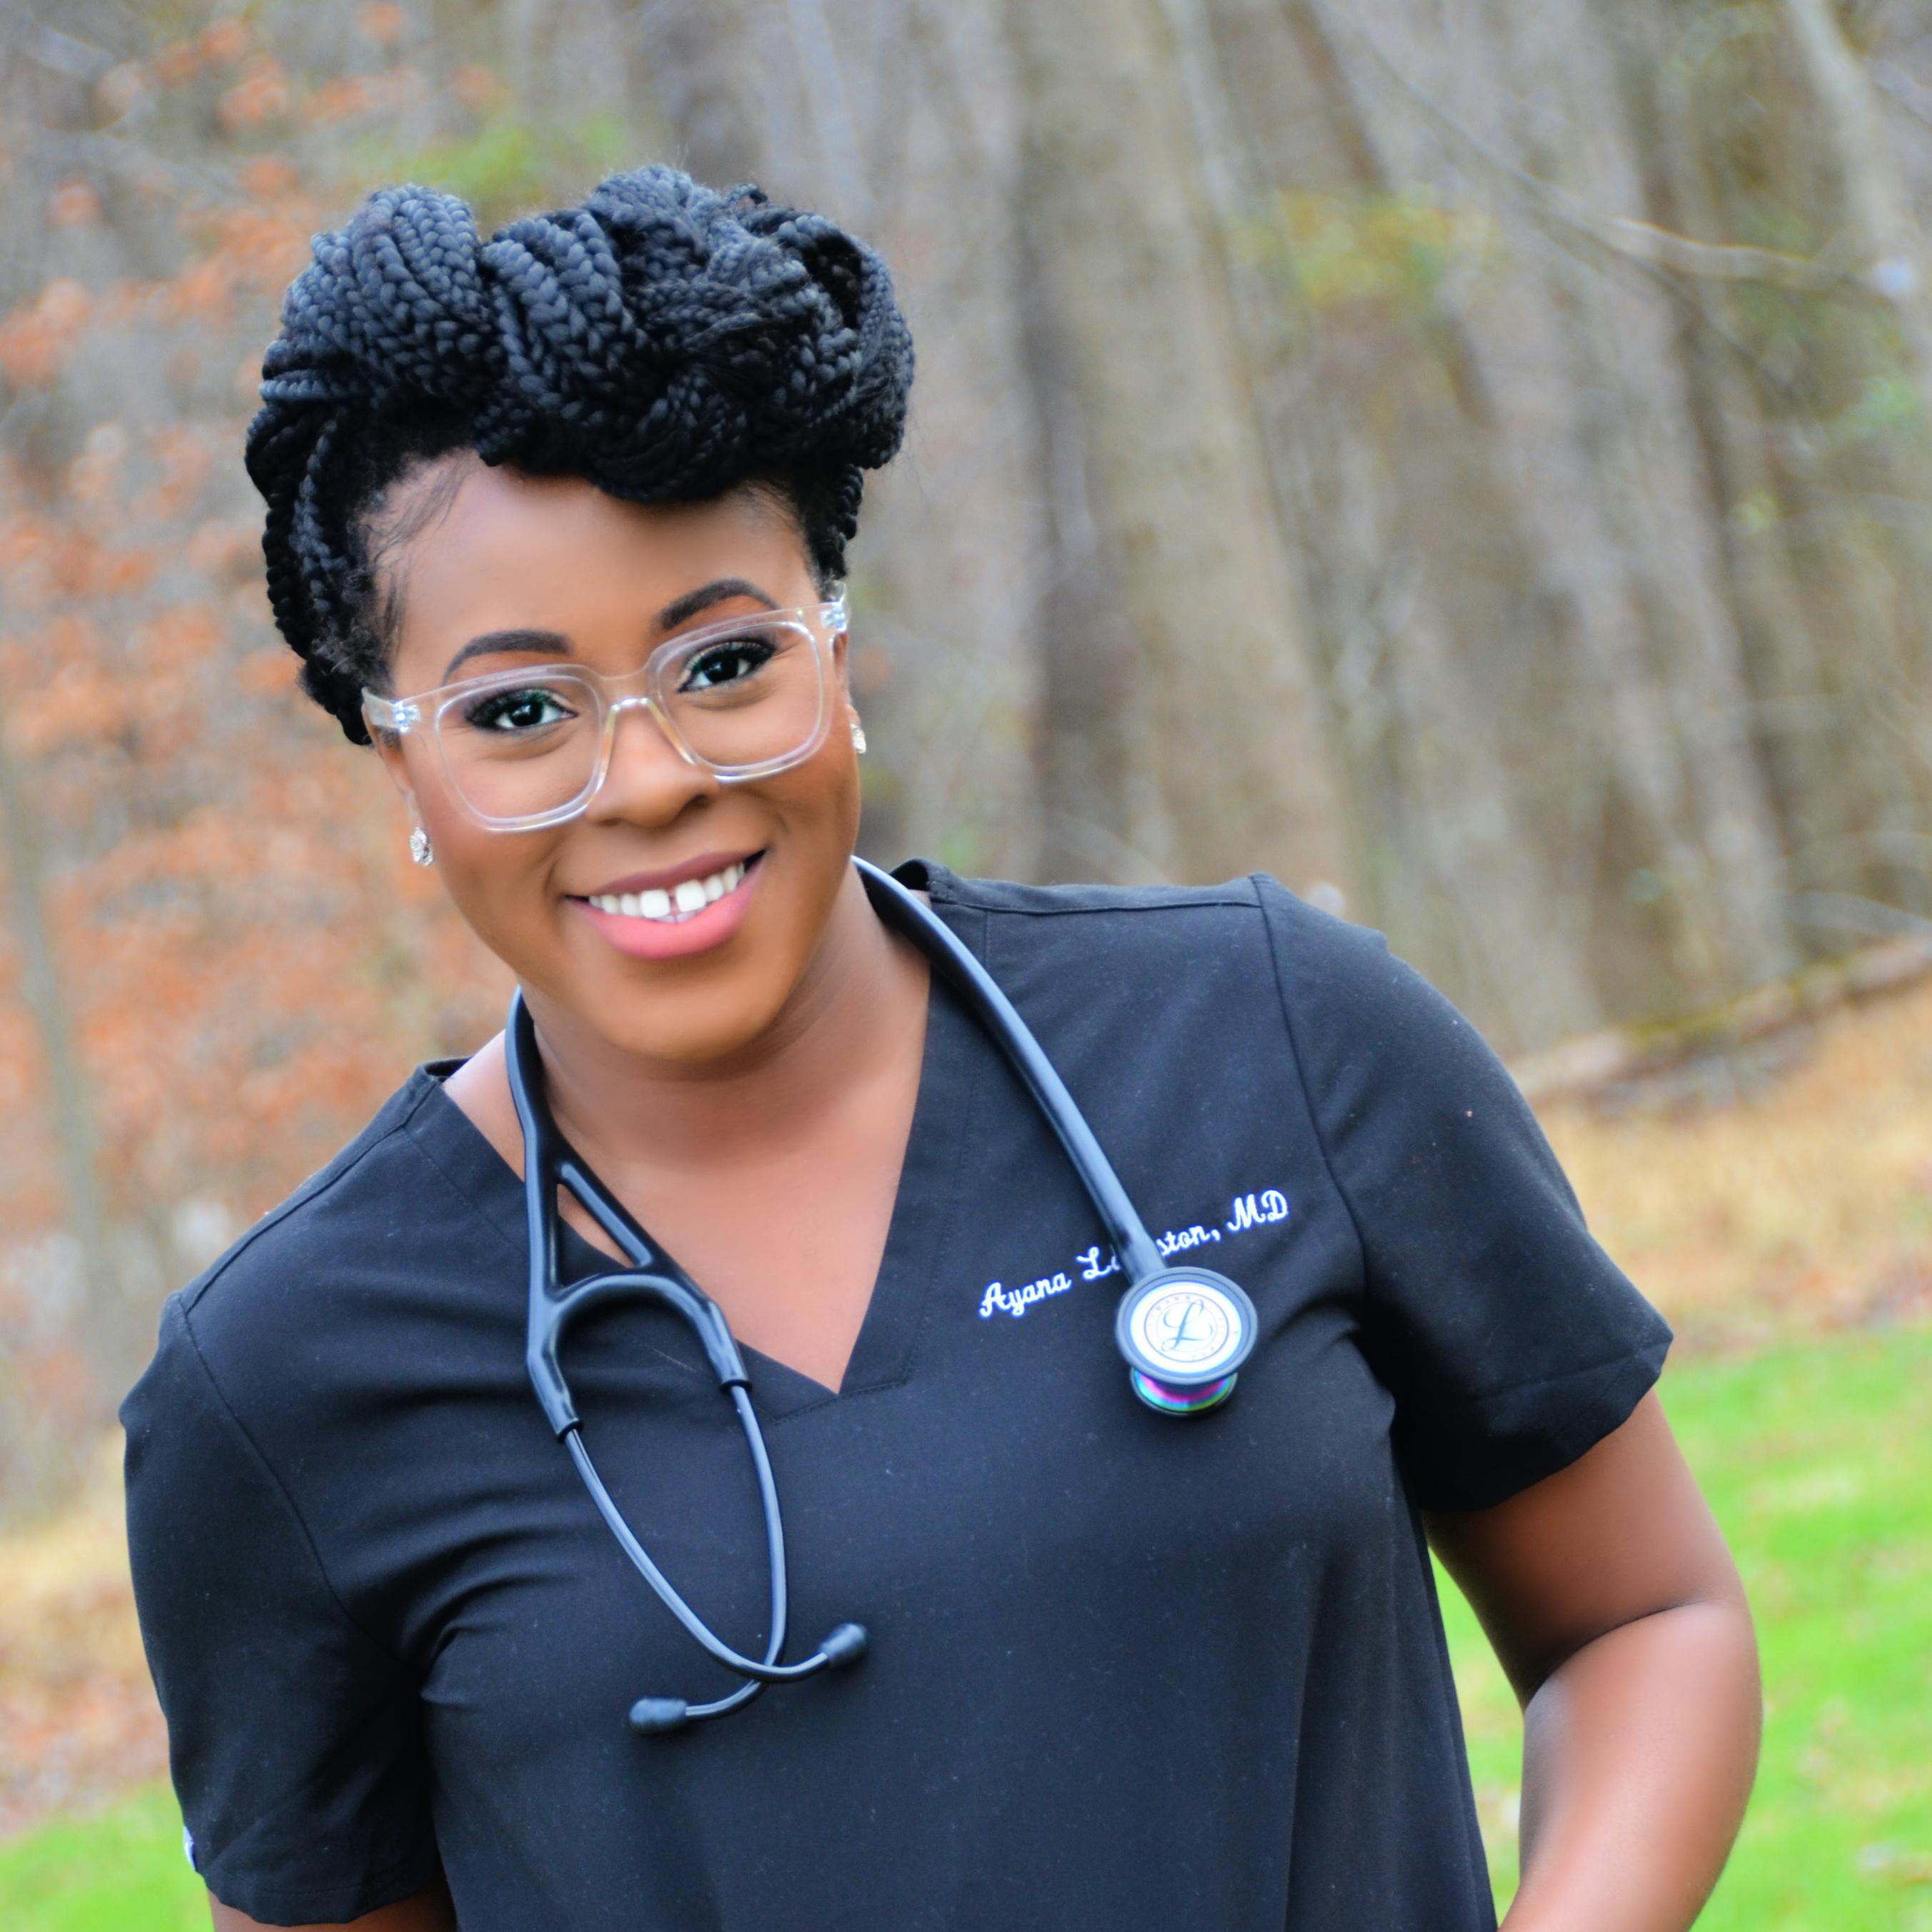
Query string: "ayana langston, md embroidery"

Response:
xmin=976 ymin=1189 xmax=1290 ymax=1321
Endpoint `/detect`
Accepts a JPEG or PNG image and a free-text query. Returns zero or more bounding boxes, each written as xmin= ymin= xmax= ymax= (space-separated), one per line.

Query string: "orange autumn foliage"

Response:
xmin=217 ymin=55 xmax=295 ymax=133
xmin=0 ymin=281 xmax=92 ymax=389
xmin=46 ymin=181 xmax=102 ymax=230
xmin=199 ymin=17 xmax=251 ymax=67
xmin=0 ymin=36 xmax=518 ymax=1475
xmin=358 ymin=4 xmax=409 ymax=48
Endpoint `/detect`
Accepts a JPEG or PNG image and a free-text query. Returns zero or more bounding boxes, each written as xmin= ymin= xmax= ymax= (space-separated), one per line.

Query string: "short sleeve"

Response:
xmin=1257 ymin=877 xmax=1673 ymax=1512
xmin=121 ymin=1294 xmax=440 ymax=1925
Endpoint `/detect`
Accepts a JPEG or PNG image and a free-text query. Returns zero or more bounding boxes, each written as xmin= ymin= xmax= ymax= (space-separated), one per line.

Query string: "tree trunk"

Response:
xmin=1781 ymin=0 xmax=1932 ymax=408
xmin=0 ymin=719 xmax=115 ymax=1373
xmin=1004 ymin=0 xmax=1355 ymax=894
xmin=1319 ymin=0 xmax=1796 ymax=1013
xmin=1196 ymin=0 xmax=1605 ymax=1046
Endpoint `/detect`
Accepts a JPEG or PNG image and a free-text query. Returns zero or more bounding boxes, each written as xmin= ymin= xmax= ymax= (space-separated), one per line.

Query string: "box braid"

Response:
xmin=245 ymin=165 xmax=914 ymax=743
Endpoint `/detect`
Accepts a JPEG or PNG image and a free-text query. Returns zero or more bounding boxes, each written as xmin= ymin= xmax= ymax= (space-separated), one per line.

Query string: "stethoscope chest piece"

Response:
xmin=1114 ymin=1267 xmax=1258 ymax=1415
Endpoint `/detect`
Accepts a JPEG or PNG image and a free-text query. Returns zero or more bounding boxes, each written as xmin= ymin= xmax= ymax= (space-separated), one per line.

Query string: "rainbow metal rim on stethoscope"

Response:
xmin=1128 ymin=1369 xmax=1240 ymax=1414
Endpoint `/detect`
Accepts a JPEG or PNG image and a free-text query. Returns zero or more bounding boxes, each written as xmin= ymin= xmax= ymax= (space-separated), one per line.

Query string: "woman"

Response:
xmin=122 ymin=167 xmax=1759 ymax=1932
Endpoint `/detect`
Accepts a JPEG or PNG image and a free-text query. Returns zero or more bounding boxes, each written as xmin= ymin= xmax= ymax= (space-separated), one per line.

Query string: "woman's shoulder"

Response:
xmin=907 ymin=854 xmax=1512 ymax=1111
xmin=910 ymin=856 xmax=1257 ymax=918
xmin=906 ymin=855 xmax=1398 ymax=991
xmin=186 ymin=1065 xmax=455 ymax=1289
xmin=124 ymin=1065 xmax=475 ymax=1422
xmin=913 ymin=853 xmax=1366 ymax=926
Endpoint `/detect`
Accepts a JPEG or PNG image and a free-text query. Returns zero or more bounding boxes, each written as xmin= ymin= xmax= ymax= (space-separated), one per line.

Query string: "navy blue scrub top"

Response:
xmin=121 ymin=861 xmax=1671 ymax=1930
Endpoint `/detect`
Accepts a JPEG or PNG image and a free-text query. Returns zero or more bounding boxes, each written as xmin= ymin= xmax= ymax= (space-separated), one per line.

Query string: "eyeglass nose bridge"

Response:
xmin=582 ymin=687 xmax=711 ymax=809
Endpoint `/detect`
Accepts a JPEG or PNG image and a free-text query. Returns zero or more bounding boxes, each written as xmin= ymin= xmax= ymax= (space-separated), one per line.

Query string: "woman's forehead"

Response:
xmin=382 ymin=467 xmax=813 ymax=681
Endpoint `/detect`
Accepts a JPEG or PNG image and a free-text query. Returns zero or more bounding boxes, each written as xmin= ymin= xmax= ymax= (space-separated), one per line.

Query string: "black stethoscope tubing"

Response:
xmin=854 ymin=861 xmax=1166 ymax=1283
xmin=506 ymin=856 xmax=1255 ymax=1735
xmin=506 ymin=988 xmax=857 ymax=1731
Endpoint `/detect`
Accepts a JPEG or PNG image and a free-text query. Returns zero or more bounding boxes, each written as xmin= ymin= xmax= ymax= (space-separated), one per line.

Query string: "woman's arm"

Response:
xmin=209 ymin=1878 xmax=457 ymax=1931
xmin=1422 ymin=1390 xmax=1761 ymax=1932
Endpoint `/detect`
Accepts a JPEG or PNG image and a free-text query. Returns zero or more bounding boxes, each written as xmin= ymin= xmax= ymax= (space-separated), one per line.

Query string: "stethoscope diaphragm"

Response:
xmin=1113 ymin=1268 xmax=1259 ymax=1415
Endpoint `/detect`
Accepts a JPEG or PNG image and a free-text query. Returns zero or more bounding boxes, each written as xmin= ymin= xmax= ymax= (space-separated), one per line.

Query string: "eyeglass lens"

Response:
xmin=432 ymin=617 xmax=826 ymax=822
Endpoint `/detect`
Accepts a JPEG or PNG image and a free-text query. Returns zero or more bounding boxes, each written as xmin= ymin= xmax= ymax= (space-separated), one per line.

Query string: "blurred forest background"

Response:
xmin=7 ymin=0 xmax=1932 ymax=1484
xmin=4 ymin=2 xmax=1932 ymax=1920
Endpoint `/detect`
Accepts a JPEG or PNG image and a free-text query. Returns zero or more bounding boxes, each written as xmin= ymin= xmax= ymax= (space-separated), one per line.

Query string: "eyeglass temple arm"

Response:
xmin=360 ymin=692 xmax=413 ymax=733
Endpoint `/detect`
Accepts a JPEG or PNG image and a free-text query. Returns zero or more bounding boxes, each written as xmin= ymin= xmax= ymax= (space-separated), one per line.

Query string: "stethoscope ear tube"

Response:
xmin=506 ymin=989 xmax=869 ymax=1734
xmin=854 ymin=861 xmax=1258 ymax=1413
xmin=853 ymin=861 xmax=1165 ymax=1283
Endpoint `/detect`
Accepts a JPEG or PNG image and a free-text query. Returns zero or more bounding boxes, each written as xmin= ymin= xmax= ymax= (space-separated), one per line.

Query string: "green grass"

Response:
xmin=2 ymin=1330 xmax=1926 ymax=1929
xmin=1445 ymin=1326 xmax=1932 ymax=1930
xmin=0 ymin=1783 xmax=203 ymax=1930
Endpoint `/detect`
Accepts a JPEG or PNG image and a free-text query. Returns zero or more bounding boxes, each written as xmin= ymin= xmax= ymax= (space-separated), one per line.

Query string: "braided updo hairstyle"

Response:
xmin=245 ymin=165 xmax=914 ymax=744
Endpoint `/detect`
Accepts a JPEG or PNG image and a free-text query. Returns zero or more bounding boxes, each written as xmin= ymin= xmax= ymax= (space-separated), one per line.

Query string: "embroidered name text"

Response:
xmin=1227 ymin=1189 xmax=1290 ymax=1232
xmin=976 ymin=1186 xmax=1291 ymax=1320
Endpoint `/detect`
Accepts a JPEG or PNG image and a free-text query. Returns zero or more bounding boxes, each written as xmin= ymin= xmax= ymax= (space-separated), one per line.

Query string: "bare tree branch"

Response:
xmin=1593 ymin=213 xmax=1862 ymax=290
xmin=1331 ymin=9 xmax=1868 ymax=297
xmin=0 ymin=8 xmax=118 ymax=84
xmin=1871 ymin=56 xmax=1932 ymax=133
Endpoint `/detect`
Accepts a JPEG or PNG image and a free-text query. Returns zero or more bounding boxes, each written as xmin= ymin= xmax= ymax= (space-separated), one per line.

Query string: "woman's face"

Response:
xmin=372 ymin=460 xmax=861 ymax=1066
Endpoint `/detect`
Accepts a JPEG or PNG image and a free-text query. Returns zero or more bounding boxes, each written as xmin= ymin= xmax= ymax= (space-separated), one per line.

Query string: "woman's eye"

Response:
xmin=462 ymin=686 xmax=576 ymax=732
xmin=679 ymin=637 xmax=776 ymax=692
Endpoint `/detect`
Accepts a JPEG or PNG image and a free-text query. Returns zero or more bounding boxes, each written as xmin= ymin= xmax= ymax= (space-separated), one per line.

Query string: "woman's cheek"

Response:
xmin=433 ymin=826 xmax=566 ymax=977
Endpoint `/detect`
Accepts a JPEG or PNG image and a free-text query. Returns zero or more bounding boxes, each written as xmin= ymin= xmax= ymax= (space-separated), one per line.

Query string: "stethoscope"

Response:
xmin=505 ymin=856 xmax=1258 ymax=1736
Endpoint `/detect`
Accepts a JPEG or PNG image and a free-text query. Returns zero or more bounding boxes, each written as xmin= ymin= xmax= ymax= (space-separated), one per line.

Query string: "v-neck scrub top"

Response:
xmin=122 ymin=861 xmax=1672 ymax=1931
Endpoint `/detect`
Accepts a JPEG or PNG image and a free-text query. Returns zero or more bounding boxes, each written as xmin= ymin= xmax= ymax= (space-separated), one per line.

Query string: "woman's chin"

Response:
xmin=550 ymin=951 xmax=793 ymax=1069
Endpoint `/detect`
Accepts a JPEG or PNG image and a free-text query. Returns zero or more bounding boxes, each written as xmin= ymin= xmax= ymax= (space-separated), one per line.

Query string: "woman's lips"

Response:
xmin=570 ymin=852 xmax=765 ymax=961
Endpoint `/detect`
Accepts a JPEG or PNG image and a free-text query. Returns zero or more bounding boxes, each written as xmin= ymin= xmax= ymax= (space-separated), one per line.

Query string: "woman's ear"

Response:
xmin=370 ymin=729 xmax=423 ymax=819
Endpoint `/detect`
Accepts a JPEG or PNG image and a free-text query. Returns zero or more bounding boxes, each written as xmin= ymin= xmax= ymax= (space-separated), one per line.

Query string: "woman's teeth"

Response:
xmin=587 ymin=861 xmax=747 ymax=924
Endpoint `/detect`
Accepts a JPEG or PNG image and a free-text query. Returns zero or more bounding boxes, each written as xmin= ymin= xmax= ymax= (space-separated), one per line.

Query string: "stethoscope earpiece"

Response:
xmin=628 ymin=1696 xmax=692 ymax=1736
xmin=818 ymin=1621 xmax=871 ymax=1668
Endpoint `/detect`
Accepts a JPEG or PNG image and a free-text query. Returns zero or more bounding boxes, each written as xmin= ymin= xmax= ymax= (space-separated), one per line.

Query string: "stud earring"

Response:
xmin=849 ymin=714 xmax=868 ymax=754
xmin=408 ymin=824 xmax=434 ymax=867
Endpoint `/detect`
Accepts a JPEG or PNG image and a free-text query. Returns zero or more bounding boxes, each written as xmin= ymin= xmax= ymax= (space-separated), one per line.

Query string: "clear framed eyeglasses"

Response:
xmin=362 ymin=597 xmax=847 ymax=831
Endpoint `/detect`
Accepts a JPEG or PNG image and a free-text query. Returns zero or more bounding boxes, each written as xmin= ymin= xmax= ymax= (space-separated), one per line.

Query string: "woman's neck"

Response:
xmin=519 ymin=867 xmax=930 ymax=1178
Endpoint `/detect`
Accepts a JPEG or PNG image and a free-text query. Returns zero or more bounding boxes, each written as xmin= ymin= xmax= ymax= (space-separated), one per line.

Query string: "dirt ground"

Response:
xmin=1539 ymin=969 xmax=1932 ymax=1354
xmin=2 ymin=968 xmax=1928 ymax=1839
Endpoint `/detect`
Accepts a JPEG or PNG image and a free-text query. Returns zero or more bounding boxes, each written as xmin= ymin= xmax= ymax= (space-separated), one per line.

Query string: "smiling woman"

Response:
xmin=119 ymin=165 xmax=1758 ymax=1932
xmin=358 ymin=472 xmax=866 ymax=1028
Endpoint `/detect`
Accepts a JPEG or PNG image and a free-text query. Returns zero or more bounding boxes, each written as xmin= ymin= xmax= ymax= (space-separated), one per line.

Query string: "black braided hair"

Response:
xmin=245 ymin=166 xmax=914 ymax=742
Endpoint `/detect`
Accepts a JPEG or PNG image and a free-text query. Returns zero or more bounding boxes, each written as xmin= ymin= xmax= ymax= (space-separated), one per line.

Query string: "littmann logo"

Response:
xmin=976 ymin=1186 xmax=1291 ymax=1320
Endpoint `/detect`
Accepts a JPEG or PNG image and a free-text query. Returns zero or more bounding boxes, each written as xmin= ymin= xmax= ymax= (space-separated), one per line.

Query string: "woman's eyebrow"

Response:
xmin=444 ymin=629 xmax=572 ymax=684
xmin=438 ymin=580 xmax=781 ymax=682
xmin=653 ymin=577 xmax=782 ymax=632
xmin=442 ymin=628 xmax=570 ymax=682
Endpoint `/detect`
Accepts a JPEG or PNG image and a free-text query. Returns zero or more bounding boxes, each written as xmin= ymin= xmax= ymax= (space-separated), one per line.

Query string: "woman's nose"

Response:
xmin=582 ymin=698 xmax=721 ymax=824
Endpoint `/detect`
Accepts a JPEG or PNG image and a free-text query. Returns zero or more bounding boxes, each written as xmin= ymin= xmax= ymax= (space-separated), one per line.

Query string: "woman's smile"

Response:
xmin=570 ymin=849 xmax=767 ymax=960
